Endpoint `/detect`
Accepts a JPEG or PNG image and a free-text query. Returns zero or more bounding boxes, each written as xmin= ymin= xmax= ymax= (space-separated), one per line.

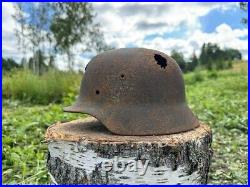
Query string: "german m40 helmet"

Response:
xmin=64 ymin=48 xmax=199 ymax=135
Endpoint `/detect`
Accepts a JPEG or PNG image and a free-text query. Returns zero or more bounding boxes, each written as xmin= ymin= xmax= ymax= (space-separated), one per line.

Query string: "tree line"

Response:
xmin=3 ymin=42 xmax=242 ymax=74
xmin=171 ymin=43 xmax=242 ymax=73
xmin=3 ymin=50 xmax=54 ymax=75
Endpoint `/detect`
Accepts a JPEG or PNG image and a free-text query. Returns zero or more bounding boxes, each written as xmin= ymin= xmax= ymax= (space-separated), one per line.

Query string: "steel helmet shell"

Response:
xmin=64 ymin=48 xmax=199 ymax=135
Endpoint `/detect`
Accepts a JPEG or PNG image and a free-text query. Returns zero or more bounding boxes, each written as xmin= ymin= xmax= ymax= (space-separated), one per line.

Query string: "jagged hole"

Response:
xmin=154 ymin=54 xmax=167 ymax=69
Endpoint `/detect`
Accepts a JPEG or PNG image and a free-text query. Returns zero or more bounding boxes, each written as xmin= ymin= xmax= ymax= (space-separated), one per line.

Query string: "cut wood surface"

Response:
xmin=45 ymin=117 xmax=212 ymax=184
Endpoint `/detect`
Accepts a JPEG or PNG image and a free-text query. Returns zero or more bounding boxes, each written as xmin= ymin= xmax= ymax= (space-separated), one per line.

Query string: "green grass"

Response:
xmin=2 ymin=62 xmax=248 ymax=184
xmin=185 ymin=62 xmax=248 ymax=184
xmin=2 ymin=69 xmax=82 ymax=104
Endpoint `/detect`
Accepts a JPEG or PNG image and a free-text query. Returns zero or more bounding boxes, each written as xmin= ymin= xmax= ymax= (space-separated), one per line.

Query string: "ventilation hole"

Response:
xmin=120 ymin=74 xmax=125 ymax=79
xmin=96 ymin=90 xmax=100 ymax=95
xmin=154 ymin=54 xmax=167 ymax=69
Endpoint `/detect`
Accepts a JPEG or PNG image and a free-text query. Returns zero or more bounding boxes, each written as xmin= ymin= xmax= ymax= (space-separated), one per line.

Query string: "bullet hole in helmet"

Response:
xmin=154 ymin=54 xmax=167 ymax=69
xmin=120 ymin=74 xmax=125 ymax=79
xmin=96 ymin=90 xmax=100 ymax=95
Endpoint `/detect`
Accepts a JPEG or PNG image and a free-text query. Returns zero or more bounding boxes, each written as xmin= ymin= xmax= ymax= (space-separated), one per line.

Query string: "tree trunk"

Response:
xmin=67 ymin=49 xmax=73 ymax=71
xmin=45 ymin=117 xmax=212 ymax=184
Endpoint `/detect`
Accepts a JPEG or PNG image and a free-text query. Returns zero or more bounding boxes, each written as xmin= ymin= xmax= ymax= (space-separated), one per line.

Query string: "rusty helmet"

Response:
xmin=64 ymin=48 xmax=199 ymax=135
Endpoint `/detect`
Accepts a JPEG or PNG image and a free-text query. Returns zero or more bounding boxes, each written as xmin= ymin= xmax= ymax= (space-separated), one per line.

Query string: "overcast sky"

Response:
xmin=2 ymin=2 xmax=248 ymax=70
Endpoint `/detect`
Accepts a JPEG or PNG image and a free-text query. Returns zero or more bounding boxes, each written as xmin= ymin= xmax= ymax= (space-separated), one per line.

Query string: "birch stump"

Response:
xmin=45 ymin=117 xmax=212 ymax=184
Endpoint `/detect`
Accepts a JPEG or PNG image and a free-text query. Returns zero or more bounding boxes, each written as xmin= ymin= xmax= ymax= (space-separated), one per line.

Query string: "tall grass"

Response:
xmin=2 ymin=70 xmax=82 ymax=104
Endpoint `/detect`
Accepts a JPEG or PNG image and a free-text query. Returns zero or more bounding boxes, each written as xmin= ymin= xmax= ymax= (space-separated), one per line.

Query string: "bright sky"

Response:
xmin=2 ymin=2 xmax=248 ymax=70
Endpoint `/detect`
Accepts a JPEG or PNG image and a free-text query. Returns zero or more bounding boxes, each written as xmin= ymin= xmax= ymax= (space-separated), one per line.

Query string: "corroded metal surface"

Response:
xmin=64 ymin=48 xmax=199 ymax=135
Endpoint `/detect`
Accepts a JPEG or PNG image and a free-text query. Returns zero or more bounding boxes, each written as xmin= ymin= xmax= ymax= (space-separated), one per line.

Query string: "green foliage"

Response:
xmin=185 ymin=71 xmax=204 ymax=84
xmin=224 ymin=48 xmax=242 ymax=60
xmin=2 ymin=70 xmax=82 ymax=104
xmin=207 ymin=71 xmax=218 ymax=79
xmin=186 ymin=63 xmax=248 ymax=184
xmin=50 ymin=3 xmax=98 ymax=69
xmin=13 ymin=3 xmax=111 ymax=71
xmin=199 ymin=43 xmax=241 ymax=71
xmin=170 ymin=44 xmax=241 ymax=73
xmin=13 ymin=3 xmax=52 ymax=75
xmin=2 ymin=102 xmax=85 ymax=184
xmin=2 ymin=62 xmax=248 ymax=184
xmin=26 ymin=50 xmax=50 ymax=75
xmin=186 ymin=52 xmax=199 ymax=72
xmin=170 ymin=50 xmax=186 ymax=72
xmin=240 ymin=2 xmax=248 ymax=24
xmin=2 ymin=58 xmax=21 ymax=72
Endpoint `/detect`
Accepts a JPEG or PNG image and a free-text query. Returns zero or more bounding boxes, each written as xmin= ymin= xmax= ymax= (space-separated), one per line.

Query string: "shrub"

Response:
xmin=185 ymin=71 xmax=204 ymax=85
xmin=193 ymin=71 xmax=204 ymax=82
xmin=207 ymin=71 xmax=218 ymax=79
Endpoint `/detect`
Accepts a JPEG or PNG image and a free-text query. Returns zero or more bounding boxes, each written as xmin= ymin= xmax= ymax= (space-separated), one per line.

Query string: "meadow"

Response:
xmin=2 ymin=62 xmax=248 ymax=184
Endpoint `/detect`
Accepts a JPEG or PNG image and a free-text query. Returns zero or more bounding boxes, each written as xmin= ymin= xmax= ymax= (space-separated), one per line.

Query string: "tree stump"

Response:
xmin=45 ymin=117 xmax=212 ymax=184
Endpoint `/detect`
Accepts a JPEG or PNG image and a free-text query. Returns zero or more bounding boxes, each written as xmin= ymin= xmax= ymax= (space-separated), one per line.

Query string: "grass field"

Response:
xmin=2 ymin=62 xmax=248 ymax=184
